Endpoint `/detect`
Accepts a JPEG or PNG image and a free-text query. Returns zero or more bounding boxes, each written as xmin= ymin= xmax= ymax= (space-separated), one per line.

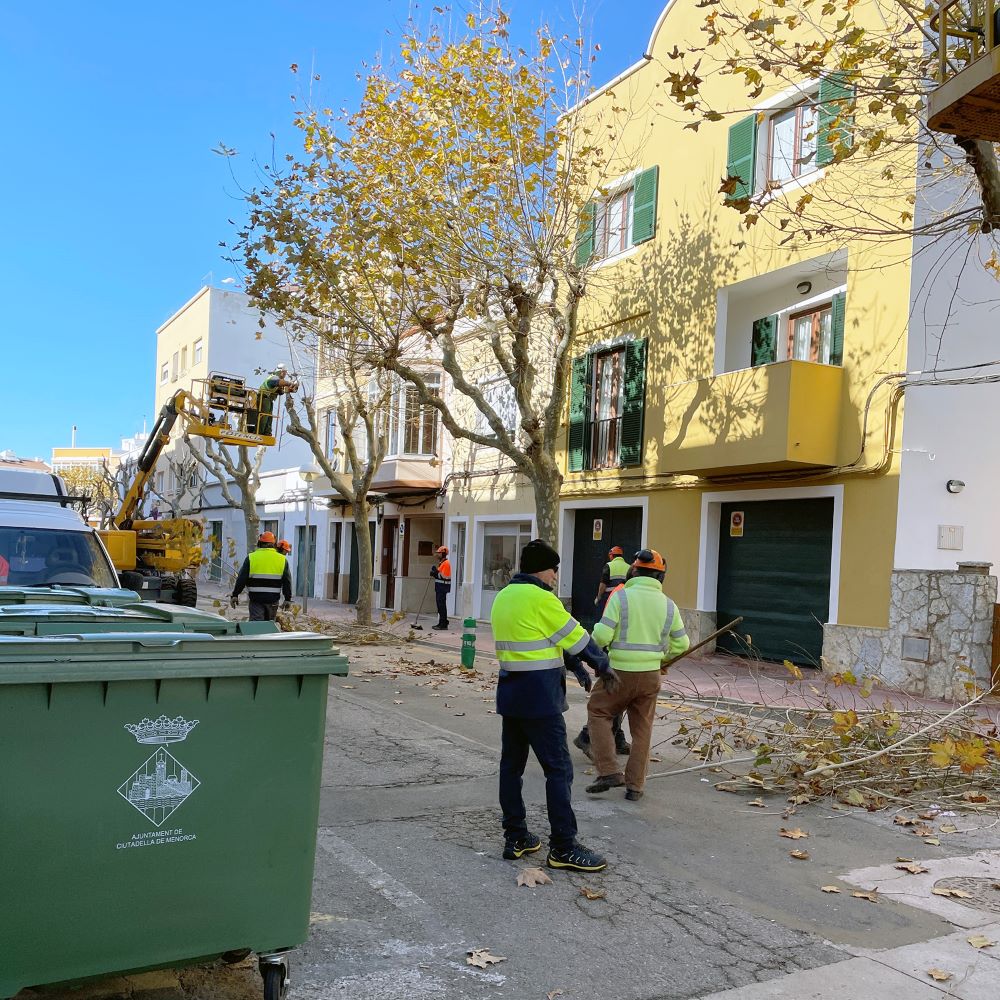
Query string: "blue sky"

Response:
xmin=0 ymin=0 xmax=664 ymax=459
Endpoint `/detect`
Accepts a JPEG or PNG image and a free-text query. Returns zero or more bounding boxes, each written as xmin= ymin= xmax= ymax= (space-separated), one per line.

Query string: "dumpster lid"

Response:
xmin=0 ymin=630 xmax=349 ymax=683
xmin=0 ymin=585 xmax=141 ymax=608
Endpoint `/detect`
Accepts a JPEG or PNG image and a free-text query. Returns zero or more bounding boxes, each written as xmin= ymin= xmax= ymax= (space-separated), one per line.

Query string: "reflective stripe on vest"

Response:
xmin=490 ymin=581 xmax=589 ymax=675
xmin=606 ymin=579 xmax=673 ymax=670
xmin=606 ymin=556 xmax=630 ymax=583
xmin=248 ymin=547 xmax=286 ymax=602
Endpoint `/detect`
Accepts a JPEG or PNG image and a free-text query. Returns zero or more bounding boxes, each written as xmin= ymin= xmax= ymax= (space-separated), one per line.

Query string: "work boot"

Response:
xmin=615 ymin=734 xmax=632 ymax=755
xmin=625 ymin=789 xmax=644 ymax=802
xmin=502 ymin=832 xmax=542 ymax=860
xmin=431 ymin=623 xmax=448 ymax=631
xmin=572 ymin=730 xmax=594 ymax=760
xmin=546 ymin=842 xmax=608 ymax=872
xmin=586 ymin=774 xmax=625 ymax=795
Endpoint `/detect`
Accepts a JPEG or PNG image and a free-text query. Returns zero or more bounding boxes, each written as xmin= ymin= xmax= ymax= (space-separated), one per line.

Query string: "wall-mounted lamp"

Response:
xmin=946 ymin=479 xmax=966 ymax=494
xmin=795 ymin=281 xmax=812 ymax=295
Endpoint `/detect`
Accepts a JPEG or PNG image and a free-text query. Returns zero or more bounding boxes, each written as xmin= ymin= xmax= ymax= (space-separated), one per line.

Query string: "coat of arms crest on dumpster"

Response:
xmin=118 ymin=716 xmax=201 ymax=827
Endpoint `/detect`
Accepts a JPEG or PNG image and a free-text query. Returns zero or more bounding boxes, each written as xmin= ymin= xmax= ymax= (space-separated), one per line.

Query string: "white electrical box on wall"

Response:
xmin=937 ymin=525 xmax=964 ymax=551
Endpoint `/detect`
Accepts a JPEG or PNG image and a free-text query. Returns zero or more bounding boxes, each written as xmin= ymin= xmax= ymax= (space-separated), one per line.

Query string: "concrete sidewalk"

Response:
xmin=203 ymin=578 xmax=991 ymax=720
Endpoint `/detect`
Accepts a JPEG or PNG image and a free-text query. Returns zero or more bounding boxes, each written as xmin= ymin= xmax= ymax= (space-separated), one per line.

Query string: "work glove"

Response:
xmin=429 ymin=567 xmax=438 ymax=578
xmin=601 ymin=669 xmax=621 ymax=695
xmin=229 ymin=595 xmax=238 ymax=609
xmin=570 ymin=663 xmax=593 ymax=692
xmin=282 ymin=600 xmax=292 ymax=611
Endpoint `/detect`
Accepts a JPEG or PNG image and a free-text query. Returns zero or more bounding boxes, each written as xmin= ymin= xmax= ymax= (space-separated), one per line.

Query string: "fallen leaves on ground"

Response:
xmin=779 ymin=827 xmax=809 ymax=840
xmin=852 ymin=889 xmax=879 ymax=903
xmin=894 ymin=815 xmax=918 ymax=827
xmin=546 ymin=991 xmax=564 ymax=1000
xmin=968 ymin=935 xmax=995 ymax=949
xmin=820 ymin=885 xmax=842 ymax=893
xmin=939 ymin=822 xmax=959 ymax=834
xmin=789 ymin=849 xmax=810 ymax=860
xmin=895 ymin=862 xmax=929 ymax=874
xmin=924 ymin=838 xmax=942 ymax=846
xmin=579 ymin=887 xmax=605 ymax=900
xmin=516 ymin=868 xmax=552 ymax=888
xmin=748 ymin=798 xmax=765 ymax=808
xmin=912 ymin=825 xmax=936 ymax=838
xmin=466 ymin=948 xmax=507 ymax=968
xmin=926 ymin=968 xmax=953 ymax=982
xmin=932 ymin=886 xmax=973 ymax=899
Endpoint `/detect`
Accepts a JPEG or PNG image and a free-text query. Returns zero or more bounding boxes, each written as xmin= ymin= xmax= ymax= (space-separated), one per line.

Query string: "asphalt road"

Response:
xmin=20 ymin=645 xmax=977 ymax=1000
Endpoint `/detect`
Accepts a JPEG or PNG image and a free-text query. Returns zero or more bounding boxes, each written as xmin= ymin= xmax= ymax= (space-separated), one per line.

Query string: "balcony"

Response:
xmin=660 ymin=360 xmax=844 ymax=476
xmin=371 ymin=456 xmax=442 ymax=493
xmin=588 ymin=416 xmax=622 ymax=470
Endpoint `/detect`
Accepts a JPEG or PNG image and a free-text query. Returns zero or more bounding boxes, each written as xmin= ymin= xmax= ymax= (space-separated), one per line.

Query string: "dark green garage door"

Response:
xmin=716 ymin=498 xmax=834 ymax=666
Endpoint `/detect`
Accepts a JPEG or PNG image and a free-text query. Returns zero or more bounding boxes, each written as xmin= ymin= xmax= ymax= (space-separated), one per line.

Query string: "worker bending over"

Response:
xmin=490 ymin=539 xmax=613 ymax=873
xmin=585 ymin=549 xmax=689 ymax=801
xmin=230 ymin=531 xmax=292 ymax=621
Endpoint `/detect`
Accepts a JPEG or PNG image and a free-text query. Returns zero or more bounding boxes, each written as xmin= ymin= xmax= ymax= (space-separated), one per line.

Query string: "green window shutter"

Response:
xmin=751 ymin=315 xmax=778 ymax=367
xmin=568 ymin=355 xmax=592 ymax=472
xmin=631 ymin=166 xmax=659 ymax=245
xmin=575 ymin=201 xmax=596 ymax=267
xmin=619 ymin=339 xmax=648 ymax=467
xmin=817 ymin=73 xmax=855 ymax=167
xmin=726 ymin=115 xmax=757 ymax=202
xmin=829 ymin=292 xmax=846 ymax=366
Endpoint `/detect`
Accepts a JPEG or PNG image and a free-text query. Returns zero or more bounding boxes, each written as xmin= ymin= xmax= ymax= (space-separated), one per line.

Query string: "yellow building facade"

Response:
xmin=555 ymin=0 xmax=913 ymax=666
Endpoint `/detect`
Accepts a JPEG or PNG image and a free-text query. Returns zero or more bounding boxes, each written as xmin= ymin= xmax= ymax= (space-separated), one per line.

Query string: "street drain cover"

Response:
xmin=933 ymin=876 xmax=1000 ymax=914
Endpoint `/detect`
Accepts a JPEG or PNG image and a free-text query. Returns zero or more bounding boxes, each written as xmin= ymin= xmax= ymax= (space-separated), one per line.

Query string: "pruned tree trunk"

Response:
xmin=351 ymin=497 xmax=373 ymax=626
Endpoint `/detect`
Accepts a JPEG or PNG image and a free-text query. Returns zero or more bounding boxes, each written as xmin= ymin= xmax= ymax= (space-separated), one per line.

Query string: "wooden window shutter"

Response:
xmin=751 ymin=315 xmax=778 ymax=367
xmin=575 ymin=201 xmax=597 ymax=267
xmin=619 ymin=339 xmax=648 ymax=467
xmin=726 ymin=115 xmax=757 ymax=202
xmin=568 ymin=355 xmax=592 ymax=472
xmin=631 ymin=166 xmax=659 ymax=244
xmin=829 ymin=292 xmax=846 ymax=366
xmin=817 ymin=73 xmax=855 ymax=167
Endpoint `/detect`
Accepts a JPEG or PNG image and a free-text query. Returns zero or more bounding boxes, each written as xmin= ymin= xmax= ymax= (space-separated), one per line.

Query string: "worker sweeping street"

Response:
xmin=490 ymin=538 xmax=613 ymax=873
xmin=574 ymin=543 xmax=633 ymax=760
xmin=430 ymin=545 xmax=451 ymax=631
xmin=230 ymin=531 xmax=292 ymax=621
xmin=585 ymin=549 xmax=689 ymax=802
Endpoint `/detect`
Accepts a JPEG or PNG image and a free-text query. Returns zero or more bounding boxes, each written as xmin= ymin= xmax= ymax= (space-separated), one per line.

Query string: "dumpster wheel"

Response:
xmin=259 ymin=952 xmax=290 ymax=1000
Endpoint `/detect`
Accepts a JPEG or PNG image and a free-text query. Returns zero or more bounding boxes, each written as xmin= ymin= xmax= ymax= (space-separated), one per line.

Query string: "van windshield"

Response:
xmin=0 ymin=527 xmax=118 ymax=589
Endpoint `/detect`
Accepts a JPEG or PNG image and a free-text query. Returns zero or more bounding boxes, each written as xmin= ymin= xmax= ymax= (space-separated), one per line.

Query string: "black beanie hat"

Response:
xmin=520 ymin=538 xmax=560 ymax=573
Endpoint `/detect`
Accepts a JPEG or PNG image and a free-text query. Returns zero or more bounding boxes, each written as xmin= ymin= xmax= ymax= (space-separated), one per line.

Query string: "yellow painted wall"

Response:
xmin=560 ymin=0 xmax=915 ymax=629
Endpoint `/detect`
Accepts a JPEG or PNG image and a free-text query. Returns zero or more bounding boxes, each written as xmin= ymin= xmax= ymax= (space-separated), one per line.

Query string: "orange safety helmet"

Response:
xmin=258 ymin=531 xmax=277 ymax=545
xmin=277 ymin=539 xmax=291 ymax=555
xmin=608 ymin=545 xmax=624 ymax=558
xmin=632 ymin=548 xmax=666 ymax=572
xmin=436 ymin=546 xmax=449 ymax=556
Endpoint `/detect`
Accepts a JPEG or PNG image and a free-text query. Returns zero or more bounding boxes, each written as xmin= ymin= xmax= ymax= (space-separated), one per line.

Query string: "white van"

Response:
xmin=0 ymin=469 xmax=120 ymax=589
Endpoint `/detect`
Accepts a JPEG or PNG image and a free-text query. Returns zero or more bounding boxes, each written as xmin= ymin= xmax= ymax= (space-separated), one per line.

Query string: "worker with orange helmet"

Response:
xmin=277 ymin=539 xmax=292 ymax=555
xmin=585 ymin=548 xmax=689 ymax=802
xmin=430 ymin=545 xmax=452 ymax=630
xmin=230 ymin=530 xmax=292 ymax=621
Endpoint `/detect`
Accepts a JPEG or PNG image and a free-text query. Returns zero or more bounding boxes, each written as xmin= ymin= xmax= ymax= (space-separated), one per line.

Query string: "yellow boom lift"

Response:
xmin=929 ymin=0 xmax=1000 ymax=141
xmin=100 ymin=373 xmax=278 ymax=605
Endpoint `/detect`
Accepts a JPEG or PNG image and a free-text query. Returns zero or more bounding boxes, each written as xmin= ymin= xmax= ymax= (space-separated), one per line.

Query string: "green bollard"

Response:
xmin=461 ymin=616 xmax=477 ymax=671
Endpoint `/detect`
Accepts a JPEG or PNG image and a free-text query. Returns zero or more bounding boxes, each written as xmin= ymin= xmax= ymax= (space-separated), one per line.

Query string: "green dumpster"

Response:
xmin=0 ymin=607 xmax=348 ymax=1000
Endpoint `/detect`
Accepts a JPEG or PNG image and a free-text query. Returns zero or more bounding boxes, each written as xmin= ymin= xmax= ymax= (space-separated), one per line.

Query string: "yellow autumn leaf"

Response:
xmin=783 ymin=659 xmax=803 ymax=680
xmin=928 ymin=739 xmax=956 ymax=769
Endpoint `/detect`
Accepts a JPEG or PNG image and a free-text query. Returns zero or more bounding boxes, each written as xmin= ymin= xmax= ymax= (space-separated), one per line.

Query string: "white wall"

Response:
xmin=896 ymin=213 xmax=1000 ymax=570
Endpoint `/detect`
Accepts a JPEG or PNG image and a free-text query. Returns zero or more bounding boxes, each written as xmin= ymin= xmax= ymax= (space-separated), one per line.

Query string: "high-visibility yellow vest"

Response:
xmin=592 ymin=576 xmax=689 ymax=671
xmin=606 ymin=556 xmax=631 ymax=583
xmin=247 ymin=546 xmax=287 ymax=602
xmin=490 ymin=580 xmax=589 ymax=673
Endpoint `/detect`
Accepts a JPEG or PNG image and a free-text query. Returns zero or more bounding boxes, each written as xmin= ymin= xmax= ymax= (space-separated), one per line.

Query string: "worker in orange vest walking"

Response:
xmin=431 ymin=545 xmax=452 ymax=631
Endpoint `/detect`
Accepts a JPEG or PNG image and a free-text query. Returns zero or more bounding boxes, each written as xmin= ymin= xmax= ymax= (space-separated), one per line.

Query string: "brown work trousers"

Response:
xmin=588 ymin=669 xmax=662 ymax=792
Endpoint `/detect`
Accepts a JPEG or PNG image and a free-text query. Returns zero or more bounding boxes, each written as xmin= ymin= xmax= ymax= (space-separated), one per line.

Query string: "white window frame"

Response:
xmin=159 ymin=363 xmax=169 ymax=385
xmin=324 ymin=409 xmax=341 ymax=472
xmin=193 ymin=339 xmax=203 ymax=366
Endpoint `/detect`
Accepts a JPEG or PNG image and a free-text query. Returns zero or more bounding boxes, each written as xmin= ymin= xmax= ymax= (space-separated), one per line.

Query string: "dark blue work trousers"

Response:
xmin=434 ymin=582 xmax=450 ymax=627
xmin=499 ymin=714 xmax=577 ymax=851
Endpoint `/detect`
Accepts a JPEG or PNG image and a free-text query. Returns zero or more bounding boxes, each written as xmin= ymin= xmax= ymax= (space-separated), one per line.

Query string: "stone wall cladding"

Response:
xmin=681 ymin=609 xmax=717 ymax=655
xmin=823 ymin=569 xmax=997 ymax=700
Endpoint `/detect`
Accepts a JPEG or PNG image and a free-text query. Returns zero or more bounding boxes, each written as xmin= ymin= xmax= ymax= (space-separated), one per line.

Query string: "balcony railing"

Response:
xmin=588 ymin=416 xmax=621 ymax=470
